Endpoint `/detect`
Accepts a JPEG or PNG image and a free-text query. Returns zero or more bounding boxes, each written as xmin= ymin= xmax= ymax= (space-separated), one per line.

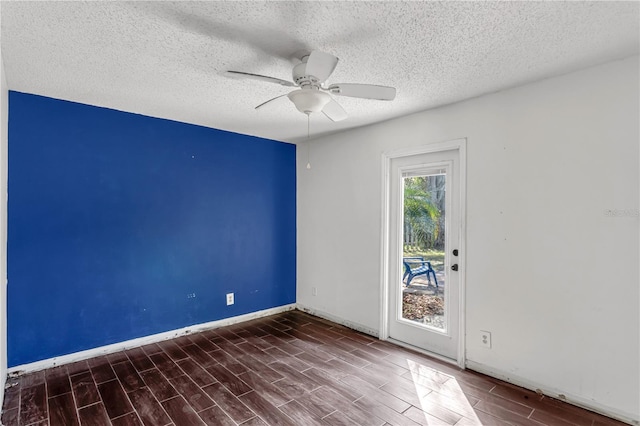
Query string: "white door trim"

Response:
xmin=379 ymin=138 xmax=467 ymax=368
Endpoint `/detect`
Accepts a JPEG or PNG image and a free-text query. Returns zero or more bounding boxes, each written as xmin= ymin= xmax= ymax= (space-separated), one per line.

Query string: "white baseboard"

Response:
xmin=466 ymin=360 xmax=639 ymax=426
xmin=295 ymin=303 xmax=379 ymax=338
xmin=8 ymin=304 xmax=296 ymax=376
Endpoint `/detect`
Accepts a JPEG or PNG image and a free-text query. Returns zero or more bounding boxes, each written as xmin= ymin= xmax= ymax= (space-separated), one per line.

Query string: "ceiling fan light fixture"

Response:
xmin=287 ymin=89 xmax=331 ymax=114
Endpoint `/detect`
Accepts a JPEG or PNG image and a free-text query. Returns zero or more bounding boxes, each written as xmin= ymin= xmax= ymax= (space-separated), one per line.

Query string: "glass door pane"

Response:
xmin=401 ymin=173 xmax=446 ymax=331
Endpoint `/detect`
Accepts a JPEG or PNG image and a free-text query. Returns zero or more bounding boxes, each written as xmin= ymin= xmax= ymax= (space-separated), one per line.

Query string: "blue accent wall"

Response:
xmin=7 ymin=92 xmax=296 ymax=366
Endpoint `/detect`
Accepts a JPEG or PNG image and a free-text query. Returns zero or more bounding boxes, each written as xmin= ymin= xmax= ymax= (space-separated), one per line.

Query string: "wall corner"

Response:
xmin=0 ymin=51 xmax=9 ymax=408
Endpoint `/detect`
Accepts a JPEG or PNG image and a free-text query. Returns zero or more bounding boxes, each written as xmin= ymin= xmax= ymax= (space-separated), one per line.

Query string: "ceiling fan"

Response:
xmin=226 ymin=50 xmax=396 ymax=122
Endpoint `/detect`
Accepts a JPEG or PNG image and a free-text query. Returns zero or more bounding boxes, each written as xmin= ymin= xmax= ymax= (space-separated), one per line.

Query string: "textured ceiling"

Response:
xmin=1 ymin=1 xmax=638 ymax=143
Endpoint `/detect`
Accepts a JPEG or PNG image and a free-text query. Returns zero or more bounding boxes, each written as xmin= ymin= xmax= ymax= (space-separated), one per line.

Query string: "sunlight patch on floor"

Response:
xmin=407 ymin=359 xmax=481 ymax=425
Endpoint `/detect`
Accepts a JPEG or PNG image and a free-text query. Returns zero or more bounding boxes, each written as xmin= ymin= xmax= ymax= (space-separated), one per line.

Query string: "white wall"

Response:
xmin=0 ymin=53 xmax=8 ymax=407
xmin=297 ymin=56 xmax=639 ymax=422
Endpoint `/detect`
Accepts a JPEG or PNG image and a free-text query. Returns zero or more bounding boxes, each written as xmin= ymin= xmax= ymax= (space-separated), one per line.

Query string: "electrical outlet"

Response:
xmin=480 ymin=330 xmax=492 ymax=348
xmin=226 ymin=293 xmax=234 ymax=306
xmin=312 ymin=287 xmax=317 ymax=296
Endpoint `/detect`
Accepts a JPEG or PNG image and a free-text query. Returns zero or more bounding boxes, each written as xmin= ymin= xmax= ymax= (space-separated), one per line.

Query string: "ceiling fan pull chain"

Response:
xmin=306 ymin=112 xmax=311 ymax=170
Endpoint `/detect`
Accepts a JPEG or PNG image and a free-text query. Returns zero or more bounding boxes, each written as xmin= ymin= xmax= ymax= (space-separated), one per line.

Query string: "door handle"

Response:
xmin=451 ymin=264 xmax=459 ymax=271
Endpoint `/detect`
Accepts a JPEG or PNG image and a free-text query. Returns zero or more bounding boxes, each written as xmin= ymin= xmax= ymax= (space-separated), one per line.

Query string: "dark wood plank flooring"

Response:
xmin=1 ymin=310 xmax=626 ymax=426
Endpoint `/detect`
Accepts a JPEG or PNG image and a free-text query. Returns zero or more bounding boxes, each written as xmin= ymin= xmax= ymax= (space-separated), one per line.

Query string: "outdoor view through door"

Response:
xmin=402 ymin=172 xmax=446 ymax=330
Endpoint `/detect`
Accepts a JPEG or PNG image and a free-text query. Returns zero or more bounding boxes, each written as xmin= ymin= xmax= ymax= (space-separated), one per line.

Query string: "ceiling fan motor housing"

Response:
xmin=292 ymin=62 xmax=320 ymax=88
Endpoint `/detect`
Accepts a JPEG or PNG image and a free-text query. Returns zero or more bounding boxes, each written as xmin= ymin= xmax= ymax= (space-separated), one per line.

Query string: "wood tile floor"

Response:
xmin=1 ymin=310 xmax=625 ymax=426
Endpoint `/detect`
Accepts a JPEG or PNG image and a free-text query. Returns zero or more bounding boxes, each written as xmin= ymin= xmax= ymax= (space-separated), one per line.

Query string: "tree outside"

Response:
xmin=403 ymin=175 xmax=445 ymax=262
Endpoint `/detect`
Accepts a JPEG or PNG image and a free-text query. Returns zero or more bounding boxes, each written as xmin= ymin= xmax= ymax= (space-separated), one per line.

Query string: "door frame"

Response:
xmin=379 ymin=138 xmax=467 ymax=368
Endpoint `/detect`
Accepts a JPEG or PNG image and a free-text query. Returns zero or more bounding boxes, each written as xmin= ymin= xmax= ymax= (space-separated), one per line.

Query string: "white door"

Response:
xmin=387 ymin=147 xmax=463 ymax=361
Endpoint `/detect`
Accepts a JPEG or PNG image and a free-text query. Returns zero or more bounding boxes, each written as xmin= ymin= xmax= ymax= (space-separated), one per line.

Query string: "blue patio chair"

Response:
xmin=402 ymin=257 xmax=439 ymax=288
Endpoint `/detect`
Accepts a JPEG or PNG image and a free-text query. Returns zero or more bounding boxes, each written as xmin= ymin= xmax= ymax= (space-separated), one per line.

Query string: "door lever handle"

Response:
xmin=451 ymin=264 xmax=459 ymax=271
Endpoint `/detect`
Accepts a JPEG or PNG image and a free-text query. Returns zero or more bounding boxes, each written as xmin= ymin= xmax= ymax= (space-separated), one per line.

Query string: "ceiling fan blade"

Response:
xmin=305 ymin=50 xmax=339 ymax=83
xmin=225 ymin=71 xmax=295 ymax=87
xmin=255 ymin=94 xmax=289 ymax=110
xmin=327 ymin=83 xmax=396 ymax=100
xmin=322 ymin=98 xmax=348 ymax=122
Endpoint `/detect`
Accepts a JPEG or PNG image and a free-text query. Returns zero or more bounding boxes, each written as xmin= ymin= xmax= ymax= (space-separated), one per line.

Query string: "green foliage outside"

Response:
xmin=403 ymin=176 xmax=445 ymax=250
